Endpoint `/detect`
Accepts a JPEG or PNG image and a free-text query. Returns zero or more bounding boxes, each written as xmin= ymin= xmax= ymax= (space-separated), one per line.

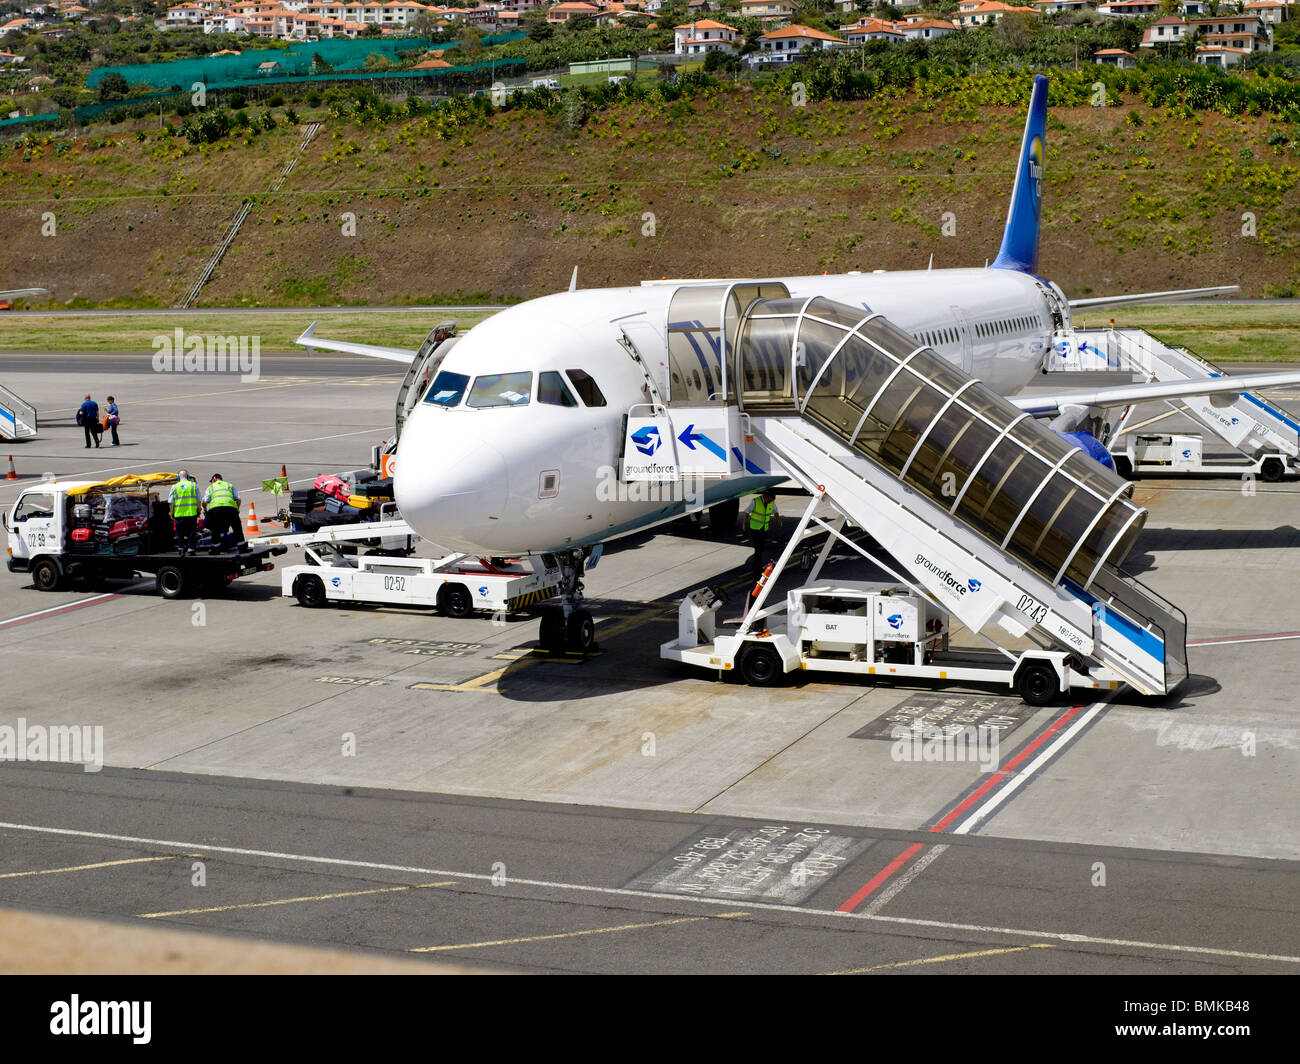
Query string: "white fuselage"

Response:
xmin=396 ymin=267 xmax=1065 ymax=556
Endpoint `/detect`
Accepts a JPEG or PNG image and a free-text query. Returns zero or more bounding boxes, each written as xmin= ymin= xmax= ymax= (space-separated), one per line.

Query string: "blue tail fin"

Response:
xmin=991 ymin=74 xmax=1048 ymax=275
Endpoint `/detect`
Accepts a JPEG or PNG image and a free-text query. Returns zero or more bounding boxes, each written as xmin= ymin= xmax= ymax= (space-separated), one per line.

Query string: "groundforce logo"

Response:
xmin=914 ymin=554 xmax=978 ymax=596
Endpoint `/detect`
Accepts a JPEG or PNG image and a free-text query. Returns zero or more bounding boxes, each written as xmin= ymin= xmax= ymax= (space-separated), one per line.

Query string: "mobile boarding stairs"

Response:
xmin=0 ymin=383 xmax=37 ymax=442
xmin=625 ymin=285 xmax=1186 ymax=701
xmin=1052 ymin=327 xmax=1300 ymax=481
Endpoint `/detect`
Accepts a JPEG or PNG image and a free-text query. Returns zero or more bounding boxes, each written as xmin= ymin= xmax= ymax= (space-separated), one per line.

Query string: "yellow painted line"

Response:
xmin=411 ymin=911 xmax=749 ymax=953
xmin=0 ymin=854 xmax=189 ymax=879
xmin=825 ymin=943 xmax=1053 ymax=975
xmin=139 ymin=880 xmax=455 ymax=919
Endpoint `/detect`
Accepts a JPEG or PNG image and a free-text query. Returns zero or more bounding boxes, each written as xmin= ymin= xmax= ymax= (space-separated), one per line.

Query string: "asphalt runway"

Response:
xmin=0 ymin=347 xmax=1296 ymax=974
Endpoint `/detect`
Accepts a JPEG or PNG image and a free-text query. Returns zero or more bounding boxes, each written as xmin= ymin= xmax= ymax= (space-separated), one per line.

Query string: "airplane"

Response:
xmin=0 ymin=287 xmax=48 ymax=311
xmin=297 ymin=74 xmax=1300 ymax=652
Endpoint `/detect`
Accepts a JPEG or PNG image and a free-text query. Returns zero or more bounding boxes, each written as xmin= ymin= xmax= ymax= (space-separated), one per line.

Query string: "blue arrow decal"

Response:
xmin=731 ymin=446 xmax=767 ymax=475
xmin=677 ymin=424 xmax=726 ymax=461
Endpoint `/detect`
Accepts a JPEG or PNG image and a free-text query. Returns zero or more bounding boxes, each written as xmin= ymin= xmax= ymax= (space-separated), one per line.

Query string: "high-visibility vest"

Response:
xmin=749 ymin=497 xmax=775 ymax=532
xmin=207 ymin=480 xmax=238 ymax=510
xmin=171 ymin=479 xmax=199 ymax=517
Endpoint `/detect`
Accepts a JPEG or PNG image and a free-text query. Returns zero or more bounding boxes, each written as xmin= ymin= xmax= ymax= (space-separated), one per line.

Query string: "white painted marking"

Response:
xmin=863 ymin=844 xmax=949 ymax=916
xmin=0 ymin=819 xmax=1294 ymax=965
xmin=952 ymin=702 xmax=1108 ymax=836
xmin=1189 ymin=634 xmax=1300 ymax=648
xmin=0 ymin=594 xmax=119 ymax=628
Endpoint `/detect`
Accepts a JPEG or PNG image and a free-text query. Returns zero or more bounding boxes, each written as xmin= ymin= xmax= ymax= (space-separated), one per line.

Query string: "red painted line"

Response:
xmin=926 ymin=704 xmax=1087 ymax=835
xmin=836 ymin=842 xmax=924 ymax=914
xmin=834 ymin=702 xmax=1091 ymax=913
xmin=0 ymin=595 xmax=122 ymax=630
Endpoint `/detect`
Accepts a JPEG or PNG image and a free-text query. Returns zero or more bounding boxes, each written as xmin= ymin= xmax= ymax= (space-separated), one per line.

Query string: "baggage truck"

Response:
xmin=5 ymin=473 xmax=287 ymax=598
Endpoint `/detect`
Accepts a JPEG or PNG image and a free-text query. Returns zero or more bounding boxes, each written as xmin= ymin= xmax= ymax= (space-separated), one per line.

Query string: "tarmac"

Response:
xmin=0 ymin=347 xmax=1296 ymax=974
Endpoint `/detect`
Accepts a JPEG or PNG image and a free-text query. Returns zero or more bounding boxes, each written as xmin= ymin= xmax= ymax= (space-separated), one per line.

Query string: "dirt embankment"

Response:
xmin=1 ymin=87 xmax=1297 ymax=305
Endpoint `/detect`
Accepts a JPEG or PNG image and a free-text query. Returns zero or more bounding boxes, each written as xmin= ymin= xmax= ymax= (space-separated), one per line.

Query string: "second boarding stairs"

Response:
xmin=1052 ymin=327 xmax=1299 ymax=475
xmin=0 ymin=383 xmax=36 ymax=441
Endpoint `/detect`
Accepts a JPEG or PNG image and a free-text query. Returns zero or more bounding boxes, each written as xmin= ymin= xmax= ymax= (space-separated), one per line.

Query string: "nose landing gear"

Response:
xmin=538 ymin=548 xmax=597 ymax=653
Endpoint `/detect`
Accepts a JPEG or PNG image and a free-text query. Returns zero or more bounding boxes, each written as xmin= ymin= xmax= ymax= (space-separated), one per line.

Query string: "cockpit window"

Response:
xmin=468 ymin=372 xmax=532 ymax=408
xmin=424 ymin=370 xmax=470 ymax=407
xmin=538 ymin=371 xmax=578 ymax=407
xmin=565 ymin=369 xmax=607 ymax=407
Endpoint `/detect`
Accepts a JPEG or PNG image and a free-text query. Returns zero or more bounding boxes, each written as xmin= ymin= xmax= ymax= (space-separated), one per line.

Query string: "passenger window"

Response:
xmin=424 ymin=370 xmax=470 ymax=407
xmin=468 ymin=372 xmax=532 ymax=408
xmin=538 ymin=371 xmax=578 ymax=407
xmin=565 ymin=369 xmax=607 ymax=407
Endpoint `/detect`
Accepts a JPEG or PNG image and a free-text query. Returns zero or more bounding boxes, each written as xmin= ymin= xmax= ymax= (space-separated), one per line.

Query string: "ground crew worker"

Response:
xmin=168 ymin=470 xmax=199 ymax=556
xmin=76 ymin=394 xmax=101 ymax=449
xmin=740 ymin=489 xmax=782 ymax=582
xmin=203 ymin=473 xmax=241 ymax=553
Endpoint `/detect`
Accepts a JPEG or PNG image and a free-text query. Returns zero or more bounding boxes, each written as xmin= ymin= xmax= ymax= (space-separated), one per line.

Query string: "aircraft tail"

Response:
xmin=990 ymin=74 xmax=1048 ymax=276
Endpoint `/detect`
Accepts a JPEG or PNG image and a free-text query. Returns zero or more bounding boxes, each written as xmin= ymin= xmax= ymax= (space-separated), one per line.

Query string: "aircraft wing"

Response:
xmin=0 ymin=287 xmax=49 ymax=301
xmin=1011 ymin=369 xmax=1300 ymax=419
xmin=1068 ymin=286 xmax=1240 ymax=310
xmin=294 ymin=322 xmax=416 ymax=365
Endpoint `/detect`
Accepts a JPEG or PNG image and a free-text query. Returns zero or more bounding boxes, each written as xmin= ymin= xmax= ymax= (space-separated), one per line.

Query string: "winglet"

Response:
xmin=569 ymin=266 xmax=579 ymax=293
xmin=296 ymin=321 xmax=318 ymax=355
xmin=991 ymin=74 xmax=1049 ymax=276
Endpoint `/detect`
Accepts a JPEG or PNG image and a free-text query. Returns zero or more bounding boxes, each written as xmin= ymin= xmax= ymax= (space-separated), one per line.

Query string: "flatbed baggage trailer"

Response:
xmin=5 ymin=474 xmax=287 ymax=598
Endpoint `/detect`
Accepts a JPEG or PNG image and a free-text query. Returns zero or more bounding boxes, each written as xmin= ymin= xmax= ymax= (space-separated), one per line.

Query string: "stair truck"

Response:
xmin=5 ymin=473 xmax=287 ymax=598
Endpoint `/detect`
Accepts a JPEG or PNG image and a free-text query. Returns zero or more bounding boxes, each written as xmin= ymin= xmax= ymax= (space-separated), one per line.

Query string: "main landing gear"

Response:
xmin=538 ymin=548 xmax=597 ymax=654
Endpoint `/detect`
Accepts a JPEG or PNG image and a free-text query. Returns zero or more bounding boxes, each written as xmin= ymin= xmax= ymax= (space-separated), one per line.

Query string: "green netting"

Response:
xmin=68 ymin=57 xmax=525 ymax=123
xmin=88 ymin=33 xmax=525 ymax=90
xmin=0 ymin=113 xmax=58 ymax=130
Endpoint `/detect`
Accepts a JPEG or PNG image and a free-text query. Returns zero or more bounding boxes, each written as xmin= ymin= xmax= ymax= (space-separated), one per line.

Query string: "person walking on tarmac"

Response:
xmin=104 ymin=396 xmax=121 ymax=446
xmin=740 ymin=489 xmax=783 ymax=583
xmin=168 ymin=470 xmax=200 ymax=556
xmin=76 ymin=394 xmax=101 ymax=449
xmin=203 ymin=473 xmax=241 ymax=553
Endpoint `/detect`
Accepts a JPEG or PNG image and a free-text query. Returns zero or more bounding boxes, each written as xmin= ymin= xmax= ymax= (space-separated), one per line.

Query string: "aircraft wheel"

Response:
xmin=295 ymin=575 xmax=327 ymax=608
xmin=1015 ymin=661 xmax=1059 ymax=707
xmin=31 ymin=558 xmax=63 ymax=592
xmin=539 ymin=609 xmax=565 ymax=652
xmin=566 ymin=608 xmax=595 ymax=652
xmin=1261 ymin=457 xmax=1285 ymax=483
xmin=1112 ymin=456 xmax=1134 ymax=480
xmin=739 ymin=643 xmax=784 ymax=687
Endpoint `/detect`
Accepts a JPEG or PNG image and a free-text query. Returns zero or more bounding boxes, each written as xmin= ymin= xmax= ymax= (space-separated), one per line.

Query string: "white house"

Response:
xmin=1096 ymin=0 xmax=1161 ymax=15
xmin=673 ymin=18 xmax=739 ymax=55
xmin=1243 ymin=1 xmax=1287 ymax=25
xmin=842 ymin=16 xmax=905 ymax=44
xmin=1140 ymin=15 xmax=1188 ymax=48
xmin=898 ymin=17 xmax=958 ymax=40
xmin=752 ymin=23 xmax=845 ymax=61
xmin=954 ymin=1 xmax=1038 ymax=28
xmin=1094 ymin=46 xmax=1135 ymax=67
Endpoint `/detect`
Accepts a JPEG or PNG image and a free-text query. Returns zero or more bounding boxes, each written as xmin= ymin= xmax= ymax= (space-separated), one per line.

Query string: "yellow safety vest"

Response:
xmin=207 ymin=480 xmax=238 ymax=510
xmin=749 ymin=497 xmax=775 ymax=531
xmin=171 ymin=479 xmax=199 ymax=518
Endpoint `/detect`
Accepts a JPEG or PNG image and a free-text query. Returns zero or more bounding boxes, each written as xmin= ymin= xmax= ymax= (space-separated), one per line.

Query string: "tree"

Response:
xmin=523 ymin=9 xmax=554 ymax=40
xmin=361 ymin=23 xmax=383 ymax=37
xmin=312 ymin=53 xmax=334 ymax=73
xmin=96 ymin=70 xmax=129 ymax=101
xmin=410 ymin=11 xmax=442 ymax=38
xmin=565 ymin=14 xmax=597 ymax=34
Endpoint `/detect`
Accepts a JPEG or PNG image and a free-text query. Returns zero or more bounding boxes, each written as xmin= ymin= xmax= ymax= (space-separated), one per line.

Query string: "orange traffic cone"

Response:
xmin=5 ymin=456 xmax=15 ymax=481
xmin=280 ymin=464 xmax=287 ymax=478
xmin=245 ymin=502 xmax=260 ymax=537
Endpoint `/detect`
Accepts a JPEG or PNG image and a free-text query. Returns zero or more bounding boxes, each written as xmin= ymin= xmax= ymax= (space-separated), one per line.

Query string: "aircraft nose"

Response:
xmin=394 ymin=411 xmax=510 ymax=551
